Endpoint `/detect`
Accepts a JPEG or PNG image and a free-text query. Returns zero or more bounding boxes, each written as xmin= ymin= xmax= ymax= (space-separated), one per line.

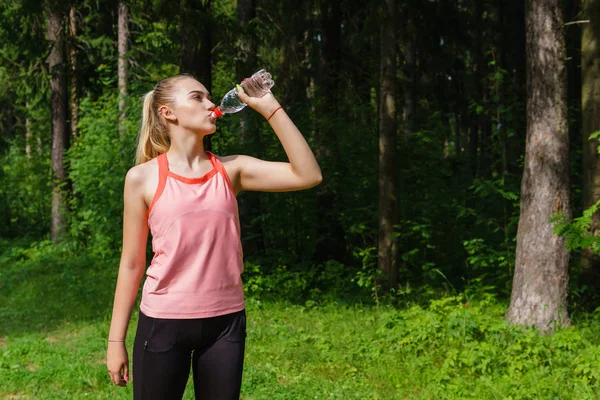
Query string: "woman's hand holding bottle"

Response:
xmin=210 ymin=69 xmax=280 ymax=119
xmin=235 ymin=85 xmax=282 ymax=121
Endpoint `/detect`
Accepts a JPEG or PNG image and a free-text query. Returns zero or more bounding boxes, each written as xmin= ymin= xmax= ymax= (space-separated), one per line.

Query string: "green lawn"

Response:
xmin=2 ymin=243 xmax=600 ymax=399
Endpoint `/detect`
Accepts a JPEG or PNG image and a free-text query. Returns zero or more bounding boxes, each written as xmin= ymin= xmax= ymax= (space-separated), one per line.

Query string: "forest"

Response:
xmin=1 ymin=0 xmax=600 ymax=398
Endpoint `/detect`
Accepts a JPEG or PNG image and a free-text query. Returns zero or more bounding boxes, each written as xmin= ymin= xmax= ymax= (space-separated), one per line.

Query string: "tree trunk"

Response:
xmin=25 ymin=101 xmax=32 ymax=160
xmin=469 ymin=0 xmax=485 ymax=179
xmin=502 ymin=0 xmax=527 ymax=177
xmin=235 ymin=0 xmax=256 ymax=146
xmin=118 ymin=0 xmax=129 ymax=136
xmin=179 ymin=0 xmax=212 ymax=151
xmin=69 ymin=5 xmax=78 ymax=137
xmin=469 ymin=117 xmax=479 ymax=178
xmin=475 ymin=0 xmax=491 ymax=178
xmin=506 ymin=0 xmax=571 ymax=332
xmin=234 ymin=0 xmax=265 ymax=255
xmin=319 ymin=0 xmax=341 ymax=101
xmin=179 ymin=0 xmax=212 ymax=90
xmin=582 ymin=0 xmax=600 ymax=282
xmin=314 ymin=0 xmax=346 ymax=263
xmin=377 ymin=0 xmax=398 ymax=291
xmin=47 ymin=8 xmax=69 ymax=242
xmin=402 ymin=7 xmax=416 ymax=140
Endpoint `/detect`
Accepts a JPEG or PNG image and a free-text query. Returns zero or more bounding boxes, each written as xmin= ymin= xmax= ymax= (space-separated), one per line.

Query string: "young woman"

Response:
xmin=106 ymin=75 xmax=322 ymax=399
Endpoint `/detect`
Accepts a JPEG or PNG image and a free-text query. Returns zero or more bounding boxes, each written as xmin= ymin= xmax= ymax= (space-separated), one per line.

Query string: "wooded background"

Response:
xmin=1 ymin=0 xmax=599 ymax=333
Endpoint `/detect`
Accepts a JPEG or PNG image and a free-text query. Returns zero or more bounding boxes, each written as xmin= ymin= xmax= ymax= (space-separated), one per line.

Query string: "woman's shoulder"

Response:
xmin=210 ymin=153 xmax=247 ymax=168
xmin=125 ymin=157 xmax=159 ymax=187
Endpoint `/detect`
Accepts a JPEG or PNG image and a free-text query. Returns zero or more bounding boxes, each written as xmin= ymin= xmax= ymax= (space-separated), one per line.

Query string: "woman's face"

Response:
xmin=168 ymin=78 xmax=217 ymax=135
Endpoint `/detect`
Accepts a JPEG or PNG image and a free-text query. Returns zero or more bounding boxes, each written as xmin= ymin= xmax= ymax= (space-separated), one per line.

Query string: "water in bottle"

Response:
xmin=210 ymin=69 xmax=274 ymax=118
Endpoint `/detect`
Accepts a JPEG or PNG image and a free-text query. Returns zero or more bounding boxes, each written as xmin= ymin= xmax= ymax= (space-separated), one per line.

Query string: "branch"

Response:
xmin=564 ymin=20 xmax=590 ymax=26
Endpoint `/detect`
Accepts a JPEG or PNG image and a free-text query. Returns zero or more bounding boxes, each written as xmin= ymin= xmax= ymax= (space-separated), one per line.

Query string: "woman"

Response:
xmin=106 ymin=74 xmax=322 ymax=399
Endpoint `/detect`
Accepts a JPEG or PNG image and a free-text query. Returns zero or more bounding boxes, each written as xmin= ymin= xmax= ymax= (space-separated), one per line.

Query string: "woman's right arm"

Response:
xmin=106 ymin=166 xmax=150 ymax=386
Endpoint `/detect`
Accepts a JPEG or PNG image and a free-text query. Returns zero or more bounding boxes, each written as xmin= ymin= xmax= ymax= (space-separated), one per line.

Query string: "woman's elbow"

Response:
xmin=307 ymin=173 xmax=323 ymax=188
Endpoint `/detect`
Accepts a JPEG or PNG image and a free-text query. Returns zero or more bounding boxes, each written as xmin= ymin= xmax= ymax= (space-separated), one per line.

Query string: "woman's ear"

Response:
xmin=158 ymin=105 xmax=177 ymax=121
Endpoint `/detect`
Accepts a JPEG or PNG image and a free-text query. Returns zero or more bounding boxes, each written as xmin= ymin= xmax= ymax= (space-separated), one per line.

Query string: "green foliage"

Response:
xmin=350 ymin=246 xmax=380 ymax=292
xmin=0 ymin=4 xmax=596 ymax=398
xmin=0 ymin=0 xmax=583 ymax=326
xmin=3 ymin=243 xmax=600 ymax=398
xmin=67 ymin=90 xmax=139 ymax=257
xmin=243 ymin=258 xmax=363 ymax=304
xmin=589 ymin=130 xmax=600 ymax=152
xmin=0 ymin=141 xmax=52 ymax=239
xmin=551 ymin=201 xmax=600 ymax=311
xmin=552 ymin=200 xmax=600 ymax=254
xmin=0 ymin=239 xmax=116 ymax=337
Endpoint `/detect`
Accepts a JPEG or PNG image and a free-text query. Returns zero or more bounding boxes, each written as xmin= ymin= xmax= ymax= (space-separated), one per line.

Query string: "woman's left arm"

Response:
xmin=232 ymin=87 xmax=322 ymax=193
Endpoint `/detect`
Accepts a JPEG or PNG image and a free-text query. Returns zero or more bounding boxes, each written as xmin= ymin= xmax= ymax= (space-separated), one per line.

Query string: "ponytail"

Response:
xmin=135 ymin=90 xmax=169 ymax=165
xmin=135 ymin=75 xmax=190 ymax=165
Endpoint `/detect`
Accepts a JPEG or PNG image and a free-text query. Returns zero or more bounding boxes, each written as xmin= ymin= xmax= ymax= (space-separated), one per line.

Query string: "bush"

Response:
xmin=67 ymin=91 xmax=139 ymax=257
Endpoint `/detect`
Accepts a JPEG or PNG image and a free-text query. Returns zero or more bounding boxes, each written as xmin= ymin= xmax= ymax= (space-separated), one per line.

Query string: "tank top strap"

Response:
xmin=207 ymin=151 xmax=235 ymax=195
xmin=148 ymin=153 xmax=169 ymax=217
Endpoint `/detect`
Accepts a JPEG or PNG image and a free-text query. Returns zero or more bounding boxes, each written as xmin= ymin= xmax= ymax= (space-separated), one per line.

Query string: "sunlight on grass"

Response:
xmin=2 ymin=249 xmax=600 ymax=399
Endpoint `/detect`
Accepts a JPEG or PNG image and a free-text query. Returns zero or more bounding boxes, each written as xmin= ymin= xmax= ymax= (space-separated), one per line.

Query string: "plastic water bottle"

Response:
xmin=210 ymin=69 xmax=275 ymax=118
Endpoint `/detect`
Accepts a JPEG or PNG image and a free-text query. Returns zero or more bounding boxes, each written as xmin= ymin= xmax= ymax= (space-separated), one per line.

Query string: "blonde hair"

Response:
xmin=135 ymin=75 xmax=191 ymax=165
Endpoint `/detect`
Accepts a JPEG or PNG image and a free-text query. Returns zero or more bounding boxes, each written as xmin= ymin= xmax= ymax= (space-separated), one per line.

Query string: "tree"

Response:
xmin=377 ymin=0 xmax=398 ymax=290
xmin=314 ymin=0 xmax=346 ymax=263
xmin=581 ymin=0 xmax=600 ymax=279
xmin=401 ymin=3 xmax=416 ymax=140
xmin=25 ymin=100 xmax=32 ymax=158
xmin=506 ymin=0 xmax=571 ymax=332
xmin=235 ymin=0 xmax=264 ymax=255
xmin=118 ymin=0 xmax=129 ymax=136
xmin=69 ymin=4 xmax=78 ymax=137
xmin=47 ymin=4 xmax=69 ymax=242
xmin=179 ymin=0 xmax=213 ymax=150
xmin=235 ymin=0 xmax=257 ymax=145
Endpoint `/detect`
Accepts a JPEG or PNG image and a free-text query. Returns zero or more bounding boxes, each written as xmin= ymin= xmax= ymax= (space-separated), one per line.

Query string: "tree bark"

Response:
xmin=402 ymin=7 xmax=416 ymax=140
xmin=582 ymin=0 xmax=600 ymax=281
xmin=377 ymin=0 xmax=398 ymax=291
xmin=235 ymin=0 xmax=257 ymax=153
xmin=468 ymin=0 xmax=485 ymax=179
xmin=475 ymin=0 xmax=491 ymax=178
xmin=234 ymin=0 xmax=265 ymax=255
xmin=506 ymin=0 xmax=571 ymax=332
xmin=179 ymin=0 xmax=212 ymax=90
xmin=314 ymin=0 xmax=346 ymax=263
xmin=235 ymin=0 xmax=256 ymax=145
xmin=69 ymin=5 xmax=78 ymax=137
xmin=25 ymin=101 xmax=32 ymax=160
xmin=47 ymin=7 xmax=69 ymax=242
xmin=179 ymin=0 xmax=212 ymax=151
xmin=118 ymin=0 xmax=129 ymax=136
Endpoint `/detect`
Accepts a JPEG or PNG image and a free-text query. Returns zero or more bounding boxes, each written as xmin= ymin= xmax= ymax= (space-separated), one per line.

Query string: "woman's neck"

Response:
xmin=167 ymin=133 xmax=209 ymax=166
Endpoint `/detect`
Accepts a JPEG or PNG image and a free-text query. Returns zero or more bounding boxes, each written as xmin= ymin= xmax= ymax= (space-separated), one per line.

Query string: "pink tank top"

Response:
xmin=139 ymin=151 xmax=245 ymax=319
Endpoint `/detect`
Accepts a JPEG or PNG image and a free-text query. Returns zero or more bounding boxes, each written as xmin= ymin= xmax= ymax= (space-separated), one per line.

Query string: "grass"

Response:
xmin=2 ymin=241 xmax=600 ymax=399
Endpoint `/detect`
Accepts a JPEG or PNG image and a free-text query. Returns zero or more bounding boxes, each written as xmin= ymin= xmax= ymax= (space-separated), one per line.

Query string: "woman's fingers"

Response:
xmin=107 ymin=343 xmax=129 ymax=386
xmin=236 ymin=85 xmax=251 ymax=104
xmin=108 ymin=364 xmax=128 ymax=386
xmin=109 ymin=370 xmax=123 ymax=386
xmin=116 ymin=371 xmax=127 ymax=386
xmin=235 ymin=85 xmax=280 ymax=118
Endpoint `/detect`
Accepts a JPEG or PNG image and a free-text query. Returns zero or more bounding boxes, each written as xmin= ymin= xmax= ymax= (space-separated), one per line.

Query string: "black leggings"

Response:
xmin=132 ymin=309 xmax=246 ymax=400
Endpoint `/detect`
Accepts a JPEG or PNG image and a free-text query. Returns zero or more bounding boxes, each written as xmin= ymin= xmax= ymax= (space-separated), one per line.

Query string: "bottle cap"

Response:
xmin=212 ymin=107 xmax=223 ymax=118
